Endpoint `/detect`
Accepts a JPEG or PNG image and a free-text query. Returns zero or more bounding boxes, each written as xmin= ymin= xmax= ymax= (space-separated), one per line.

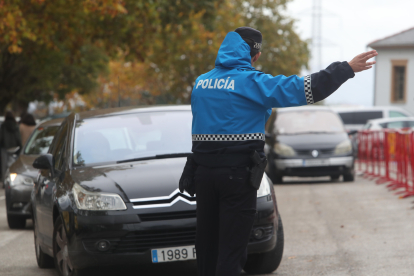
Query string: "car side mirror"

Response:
xmin=7 ymin=146 xmax=20 ymax=154
xmin=33 ymin=154 xmax=55 ymax=177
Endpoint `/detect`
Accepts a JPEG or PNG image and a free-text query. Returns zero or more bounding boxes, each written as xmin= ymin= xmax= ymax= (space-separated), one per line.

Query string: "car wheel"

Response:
xmin=7 ymin=214 xmax=26 ymax=229
xmin=273 ymin=176 xmax=283 ymax=184
xmin=244 ymin=215 xmax=284 ymax=275
xmin=343 ymin=173 xmax=354 ymax=182
xmin=268 ymin=171 xmax=283 ymax=184
xmin=54 ymin=216 xmax=81 ymax=276
xmin=34 ymin=217 xmax=54 ymax=268
xmin=330 ymin=175 xmax=340 ymax=181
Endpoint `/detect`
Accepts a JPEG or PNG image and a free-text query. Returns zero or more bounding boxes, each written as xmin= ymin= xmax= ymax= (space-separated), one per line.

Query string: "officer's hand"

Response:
xmin=348 ymin=50 xmax=378 ymax=73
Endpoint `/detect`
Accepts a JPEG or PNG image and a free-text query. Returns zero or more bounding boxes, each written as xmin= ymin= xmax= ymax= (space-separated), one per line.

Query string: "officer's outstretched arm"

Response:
xmin=256 ymin=50 xmax=377 ymax=108
xmin=307 ymin=61 xmax=355 ymax=104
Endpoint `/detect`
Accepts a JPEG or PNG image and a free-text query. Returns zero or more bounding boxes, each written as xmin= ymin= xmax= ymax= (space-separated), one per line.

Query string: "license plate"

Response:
xmin=303 ymin=159 xmax=330 ymax=167
xmin=151 ymin=245 xmax=196 ymax=263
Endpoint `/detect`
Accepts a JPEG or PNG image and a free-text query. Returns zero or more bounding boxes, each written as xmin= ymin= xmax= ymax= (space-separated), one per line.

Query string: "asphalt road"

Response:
xmin=1 ymin=176 xmax=414 ymax=276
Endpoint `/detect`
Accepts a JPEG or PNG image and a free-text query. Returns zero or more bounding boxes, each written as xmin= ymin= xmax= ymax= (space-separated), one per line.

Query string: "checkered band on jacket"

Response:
xmin=192 ymin=133 xmax=265 ymax=141
xmin=304 ymin=75 xmax=314 ymax=105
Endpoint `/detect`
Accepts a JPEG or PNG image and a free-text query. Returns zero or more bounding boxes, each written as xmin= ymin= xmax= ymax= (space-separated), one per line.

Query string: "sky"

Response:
xmin=285 ymin=0 xmax=414 ymax=106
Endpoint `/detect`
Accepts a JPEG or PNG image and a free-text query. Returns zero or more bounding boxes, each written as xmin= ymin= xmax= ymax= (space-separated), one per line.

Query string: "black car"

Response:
xmin=31 ymin=105 xmax=284 ymax=276
xmin=265 ymin=106 xmax=355 ymax=183
xmin=4 ymin=118 xmax=62 ymax=229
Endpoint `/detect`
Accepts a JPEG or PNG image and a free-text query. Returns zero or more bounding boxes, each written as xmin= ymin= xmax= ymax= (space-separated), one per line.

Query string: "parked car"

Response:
xmin=31 ymin=106 xmax=284 ymax=276
xmin=4 ymin=118 xmax=63 ymax=229
xmin=363 ymin=117 xmax=414 ymax=130
xmin=331 ymin=106 xmax=412 ymax=132
xmin=265 ymin=106 xmax=355 ymax=183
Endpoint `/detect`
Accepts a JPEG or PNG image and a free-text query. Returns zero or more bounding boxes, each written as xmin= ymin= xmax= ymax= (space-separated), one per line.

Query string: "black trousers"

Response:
xmin=195 ymin=166 xmax=257 ymax=276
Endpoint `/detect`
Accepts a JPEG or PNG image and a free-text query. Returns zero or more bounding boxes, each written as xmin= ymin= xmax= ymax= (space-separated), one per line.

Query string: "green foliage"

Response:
xmin=142 ymin=0 xmax=310 ymax=103
xmin=237 ymin=0 xmax=310 ymax=76
xmin=0 ymin=42 xmax=108 ymax=113
xmin=0 ymin=0 xmax=218 ymax=113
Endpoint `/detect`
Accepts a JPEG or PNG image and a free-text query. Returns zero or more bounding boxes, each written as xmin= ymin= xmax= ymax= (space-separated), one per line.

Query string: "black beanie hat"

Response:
xmin=234 ymin=27 xmax=262 ymax=57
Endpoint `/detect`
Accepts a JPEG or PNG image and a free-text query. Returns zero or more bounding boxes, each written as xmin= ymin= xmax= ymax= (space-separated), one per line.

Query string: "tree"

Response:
xmin=0 ymin=0 xmax=219 ymax=114
xmin=0 ymin=42 xmax=109 ymax=114
xmin=92 ymin=0 xmax=309 ymax=106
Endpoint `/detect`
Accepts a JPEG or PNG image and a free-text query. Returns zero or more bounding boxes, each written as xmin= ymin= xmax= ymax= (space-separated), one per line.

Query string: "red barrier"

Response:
xmin=357 ymin=129 xmax=414 ymax=199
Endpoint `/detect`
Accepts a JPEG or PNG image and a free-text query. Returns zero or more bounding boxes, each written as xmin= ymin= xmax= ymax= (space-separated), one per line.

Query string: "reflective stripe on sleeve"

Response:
xmin=304 ymin=75 xmax=314 ymax=105
xmin=192 ymin=133 xmax=265 ymax=141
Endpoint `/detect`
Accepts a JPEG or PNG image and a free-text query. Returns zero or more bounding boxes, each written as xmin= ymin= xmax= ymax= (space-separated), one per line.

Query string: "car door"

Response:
xmin=36 ymin=122 xmax=68 ymax=247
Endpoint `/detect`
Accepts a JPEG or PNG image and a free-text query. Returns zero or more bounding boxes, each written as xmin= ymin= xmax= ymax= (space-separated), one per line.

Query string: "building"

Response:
xmin=368 ymin=27 xmax=414 ymax=113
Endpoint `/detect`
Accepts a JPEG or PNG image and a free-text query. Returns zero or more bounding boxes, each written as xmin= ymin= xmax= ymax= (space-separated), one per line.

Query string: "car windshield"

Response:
xmin=73 ymin=111 xmax=192 ymax=165
xmin=24 ymin=126 xmax=60 ymax=155
xmin=275 ymin=110 xmax=345 ymax=135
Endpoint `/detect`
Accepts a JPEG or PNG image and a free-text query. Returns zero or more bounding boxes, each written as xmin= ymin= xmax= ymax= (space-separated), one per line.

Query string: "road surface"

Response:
xmin=1 ymin=176 xmax=414 ymax=276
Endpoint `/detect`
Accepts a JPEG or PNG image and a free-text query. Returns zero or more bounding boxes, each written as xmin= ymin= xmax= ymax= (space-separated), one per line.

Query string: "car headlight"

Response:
xmin=257 ymin=175 xmax=271 ymax=198
xmin=72 ymin=183 xmax=127 ymax=211
xmin=9 ymin=173 xmax=34 ymax=186
xmin=274 ymin=143 xmax=296 ymax=157
xmin=334 ymin=140 xmax=352 ymax=155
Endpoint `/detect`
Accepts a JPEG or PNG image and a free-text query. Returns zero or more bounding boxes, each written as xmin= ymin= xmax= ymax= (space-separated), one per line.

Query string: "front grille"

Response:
xmin=115 ymin=228 xmax=197 ymax=253
xmin=287 ymin=165 xmax=345 ymax=176
xmin=296 ymin=149 xmax=335 ymax=156
xmin=83 ymin=228 xmax=197 ymax=254
xmin=139 ymin=210 xmax=197 ymax=222
xmin=83 ymin=224 xmax=275 ymax=254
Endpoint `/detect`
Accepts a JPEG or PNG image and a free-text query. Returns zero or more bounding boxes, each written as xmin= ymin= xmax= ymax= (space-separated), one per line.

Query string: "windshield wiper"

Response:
xmin=117 ymin=153 xmax=192 ymax=164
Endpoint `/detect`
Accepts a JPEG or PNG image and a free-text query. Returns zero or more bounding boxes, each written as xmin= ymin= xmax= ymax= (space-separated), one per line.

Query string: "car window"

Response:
xmin=338 ymin=111 xmax=383 ymax=125
xmin=406 ymin=121 xmax=414 ymax=128
xmin=386 ymin=121 xmax=405 ymax=129
xmin=379 ymin=123 xmax=387 ymax=128
xmin=73 ymin=111 xmax=192 ymax=165
xmin=353 ymin=112 xmax=383 ymax=124
xmin=338 ymin=112 xmax=353 ymax=124
xmin=389 ymin=111 xmax=408 ymax=118
xmin=51 ymin=123 xmax=68 ymax=171
xmin=24 ymin=126 xmax=60 ymax=155
xmin=275 ymin=110 xmax=345 ymax=135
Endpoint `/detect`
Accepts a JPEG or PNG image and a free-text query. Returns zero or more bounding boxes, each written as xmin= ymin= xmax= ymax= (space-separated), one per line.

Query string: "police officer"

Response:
xmin=180 ymin=27 xmax=377 ymax=276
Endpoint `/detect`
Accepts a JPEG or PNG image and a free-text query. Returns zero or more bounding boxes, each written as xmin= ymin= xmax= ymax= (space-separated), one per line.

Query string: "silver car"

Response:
xmin=265 ymin=107 xmax=355 ymax=183
xmin=4 ymin=118 xmax=62 ymax=229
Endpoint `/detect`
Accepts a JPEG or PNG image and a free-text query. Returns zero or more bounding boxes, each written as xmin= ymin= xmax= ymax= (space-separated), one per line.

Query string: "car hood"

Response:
xmin=277 ymin=132 xmax=349 ymax=150
xmin=71 ymin=157 xmax=187 ymax=202
xmin=9 ymin=154 xmax=39 ymax=179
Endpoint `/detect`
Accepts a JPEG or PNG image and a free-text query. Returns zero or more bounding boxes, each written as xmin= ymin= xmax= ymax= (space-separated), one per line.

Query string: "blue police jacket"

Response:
xmin=191 ymin=31 xmax=354 ymax=166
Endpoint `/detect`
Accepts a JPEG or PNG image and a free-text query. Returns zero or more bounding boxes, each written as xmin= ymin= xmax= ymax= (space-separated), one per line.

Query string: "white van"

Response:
xmin=331 ymin=106 xmax=412 ymax=132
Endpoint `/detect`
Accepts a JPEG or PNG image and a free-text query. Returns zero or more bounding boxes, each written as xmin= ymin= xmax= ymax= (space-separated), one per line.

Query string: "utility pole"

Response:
xmin=312 ymin=0 xmax=322 ymax=71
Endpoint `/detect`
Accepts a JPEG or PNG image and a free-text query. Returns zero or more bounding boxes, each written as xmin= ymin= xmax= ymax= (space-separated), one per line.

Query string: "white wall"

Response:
xmin=374 ymin=48 xmax=414 ymax=113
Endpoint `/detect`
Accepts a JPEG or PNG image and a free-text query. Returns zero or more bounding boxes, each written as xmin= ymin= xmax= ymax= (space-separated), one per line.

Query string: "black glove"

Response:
xmin=179 ymin=155 xmax=197 ymax=197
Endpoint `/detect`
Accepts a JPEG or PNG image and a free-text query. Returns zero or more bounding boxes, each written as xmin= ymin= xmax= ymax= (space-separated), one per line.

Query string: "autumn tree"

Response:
xmin=0 ymin=0 xmax=218 ymax=114
xmin=91 ymin=0 xmax=309 ymax=107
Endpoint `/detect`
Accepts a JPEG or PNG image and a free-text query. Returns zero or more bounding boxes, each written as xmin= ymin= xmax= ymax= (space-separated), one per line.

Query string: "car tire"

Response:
xmin=343 ymin=173 xmax=354 ymax=182
xmin=7 ymin=214 xmax=26 ymax=229
xmin=34 ymin=217 xmax=54 ymax=268
xmin=269 ymin=171 xmax=283 ymax=184
xmin=330 ymin=175 xmax=340 ymax=181
xmin=243 ymin=215 xmax=284 ymax=275
xmin=53 ymin=216 xmax=83 ymax=276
